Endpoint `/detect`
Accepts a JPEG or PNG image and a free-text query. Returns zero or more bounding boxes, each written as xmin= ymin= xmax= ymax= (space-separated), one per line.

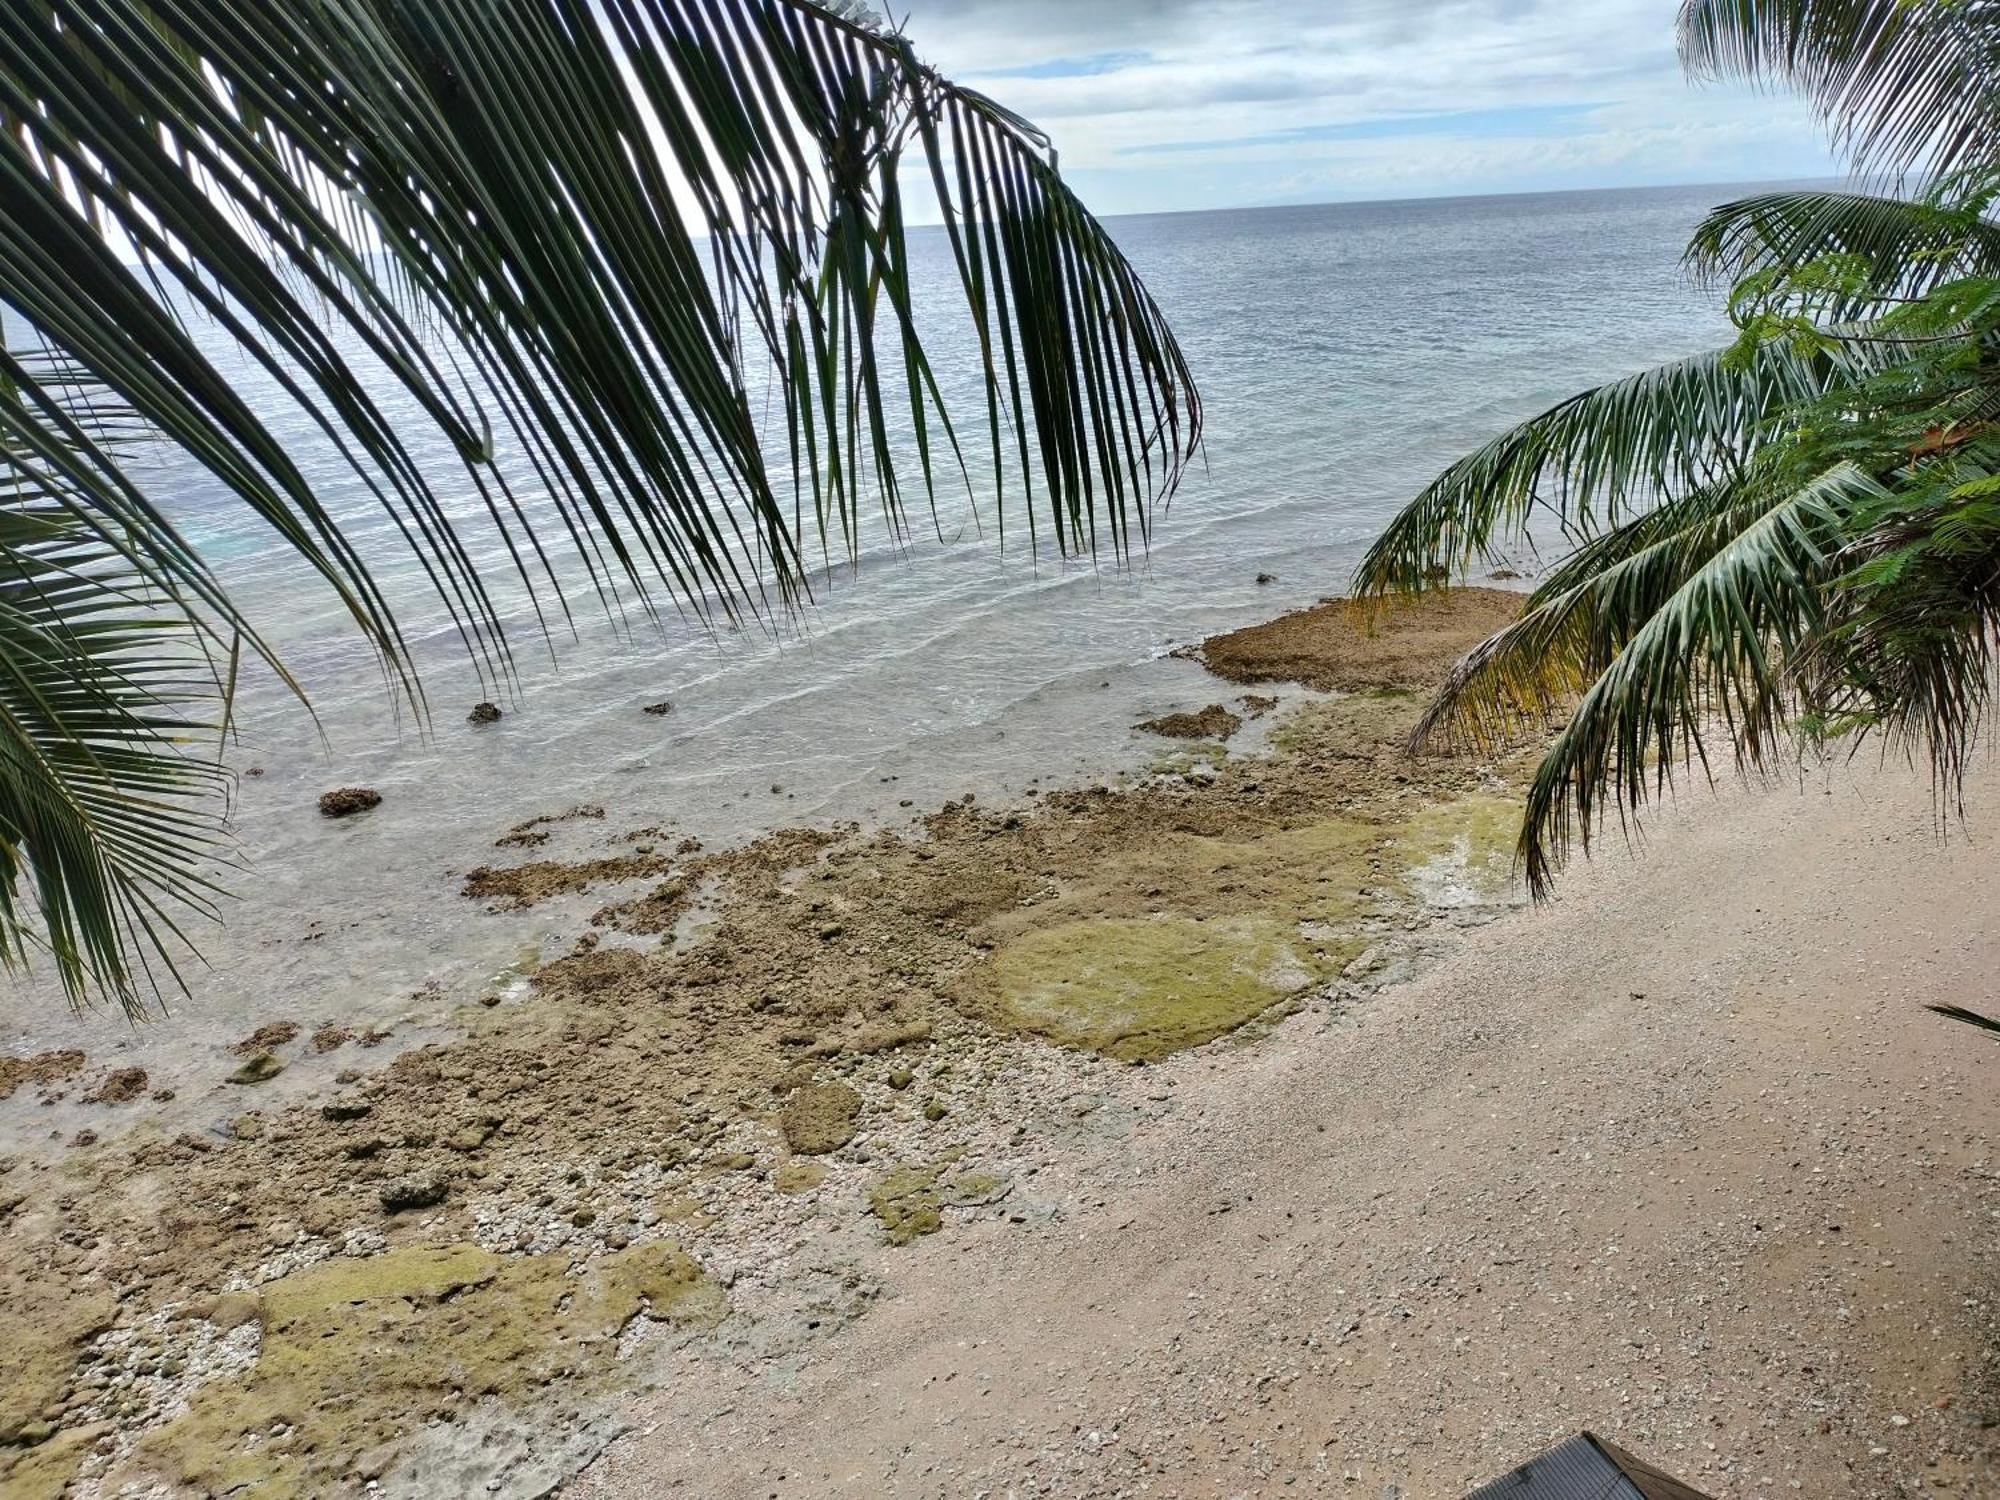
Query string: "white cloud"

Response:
xmin=894 ymin=0 xmax=1842 ymax=212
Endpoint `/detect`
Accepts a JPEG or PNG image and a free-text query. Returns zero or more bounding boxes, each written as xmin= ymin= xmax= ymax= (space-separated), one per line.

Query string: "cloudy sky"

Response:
xmin=894 ymin=0 xmax=1843 ymax=214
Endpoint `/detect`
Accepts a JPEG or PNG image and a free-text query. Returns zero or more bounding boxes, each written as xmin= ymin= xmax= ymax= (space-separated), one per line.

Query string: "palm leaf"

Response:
xmin=1516 ymin=462 xmax=1885 ymax=893
xmin=1411 ymin=481 xmax=1773 ymax=752
xmin=1351 ymin=340 xmax=1840 ymax=595
xmin=0 ymin=356 xmax=233 ymax=1017
xmin=0 ymin=0 xmax=1202 ymax=1011
xmin=1687 ymin=188 xmax=2000 ymax=311
xmin=1679 ymin=0 xmax=2000 ymax=182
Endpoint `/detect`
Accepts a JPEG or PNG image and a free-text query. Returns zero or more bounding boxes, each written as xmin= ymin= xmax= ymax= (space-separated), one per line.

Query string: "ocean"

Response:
xmin=0 ymin=180 xmax=1778 ymax=1096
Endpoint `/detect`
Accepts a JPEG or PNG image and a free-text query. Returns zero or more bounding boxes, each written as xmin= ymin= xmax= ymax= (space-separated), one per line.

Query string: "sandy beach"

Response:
xmin=2 ymin=590 xmax=1995 ymax=1499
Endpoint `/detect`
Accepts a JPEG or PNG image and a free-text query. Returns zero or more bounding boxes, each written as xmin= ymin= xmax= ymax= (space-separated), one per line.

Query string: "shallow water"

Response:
xmin=0 ymin=181 xmax=1795 ymax=1120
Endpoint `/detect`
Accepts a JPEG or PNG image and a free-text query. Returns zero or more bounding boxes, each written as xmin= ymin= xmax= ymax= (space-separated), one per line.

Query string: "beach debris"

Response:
xmin=1136 ymin=704 xmax=1242 ymax=741
xmin=317 ymin=787 xmax=381 ymax=819
xmin=227 ymin=1051 xmax=285 ymax=1085
xmin=468 ymin=701 xmax=502 ymax=724
xmin=641 ymin=700 xmax=673 ymax=716
xmin=83 ymin=1067 xmax=148 ymax=1104
xmin=779 ymin=1082 xmax=862 ymax=1155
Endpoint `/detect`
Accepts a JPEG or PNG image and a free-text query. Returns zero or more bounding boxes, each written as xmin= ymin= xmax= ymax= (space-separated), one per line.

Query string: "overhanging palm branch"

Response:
xmin=0 ymin=0 xmax=1202 ymax=1012
xmin=1351 ymin=339 xmax=1842 ymax=594
xmin=1688 ymin=188 xmax=2000 ymax=310
xmin=0 ymin=352 xmax=236 ymax=1016
xmin=1407 ymin=480 xmax=1770 ymax=751
xmin=1516 ymin=462 xmax=1881 ymax=892
xmin=1680 ymin=0 xmax=2000 ymax=183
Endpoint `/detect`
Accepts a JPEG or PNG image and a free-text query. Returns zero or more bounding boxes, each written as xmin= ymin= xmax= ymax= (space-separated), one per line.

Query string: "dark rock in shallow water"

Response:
xmin=318 ymin=787 xmax=381 ymax=819
xmin=468 ymin=701 xmax=502 ymax=724
xmin=1256 ymin=571 xmax=1277 ymax=584
xmin=228 ymin=1051 xmax=285 ymax=1085
xmin=1137 ymin=704 xmax=1242 ymax=742
xmin=641 ymin=700 xmax=673 ymax=716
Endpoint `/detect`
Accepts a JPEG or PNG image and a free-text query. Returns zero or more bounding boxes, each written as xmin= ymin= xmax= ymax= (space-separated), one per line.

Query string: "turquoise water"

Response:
xmin=0 ymin=180 xmax=1787 ymax=1103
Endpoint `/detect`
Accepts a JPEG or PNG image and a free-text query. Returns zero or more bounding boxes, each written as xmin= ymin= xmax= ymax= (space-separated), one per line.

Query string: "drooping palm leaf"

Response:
xmin=1408 ymin=480 xmax=1771 ymax=752
xmin=0 ymin=0 xmax=1203 ymax=1011
xmin=0 ymin=354 xmax=234 ymax=1017
xmin=1516 ymin=462 xmax=1883 ymax=892
xmin=1679 ymin=0 xmax=2000 ymax=183
xmin=1688 ymin=188 xmax=2000 ymax=310
xmin=7 ymin=0 xmax=1200 ymax=648
xmin=1351 ymin=339 xmax=1841 ymax=595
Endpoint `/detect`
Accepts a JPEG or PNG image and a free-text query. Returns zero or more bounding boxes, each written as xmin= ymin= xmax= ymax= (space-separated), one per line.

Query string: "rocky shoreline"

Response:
xmin=2 ymin=587 xmax=1550 ymax=1498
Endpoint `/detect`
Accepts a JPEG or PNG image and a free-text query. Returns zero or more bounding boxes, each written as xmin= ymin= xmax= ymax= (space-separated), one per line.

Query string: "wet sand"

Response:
xmin=3 ymin=587 xmax=1994 ymax=1498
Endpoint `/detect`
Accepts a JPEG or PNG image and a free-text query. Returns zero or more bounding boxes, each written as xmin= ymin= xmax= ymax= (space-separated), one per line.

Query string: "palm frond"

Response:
xmin=1688 ymin=188 xmax=2000 ymax=312
xmin=1679 ymin=0 xmax=2000 ymax=182
xmin=1411 ymin=481 xmax=1769 ymax=751
xmin=5 ymin=0 xmax=1200 ymax=672
xmin=0 ymin=0 xmax=1202 ymax=1012
xmin=0 ymin=358 xmax=232 ymax=1017
xmin=1926 ymin=1001 xmax=2000 ymax=1034
xmin=1516 ymin=462 xmax=1885 ymax=894
xmin=1351 ymin=340 xmax=1840 ymax=596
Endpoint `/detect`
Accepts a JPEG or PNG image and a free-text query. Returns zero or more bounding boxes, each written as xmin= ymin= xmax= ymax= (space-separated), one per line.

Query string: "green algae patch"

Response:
xmin=125 ymin=1238 xmax=721 ymax=1497
xmin=868 ymin=1163 xmax=943 ymax=1245
xmin=773 ymin=1159 xmax=828 ymax=1195
xmin=1391 ymin=794 xmax=1521 ymax=906
xmin=1145 ymin=740 xmax=1229 ymax=776
xmin=988 ymin=914 xmax=1318 ymax=1062
xmin=868 ymin=1162 xmax=1010 ymax=1244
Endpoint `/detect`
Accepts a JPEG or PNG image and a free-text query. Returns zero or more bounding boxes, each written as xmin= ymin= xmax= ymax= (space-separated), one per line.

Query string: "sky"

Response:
xmin=894 ymin=0 xmax=1846 ymax=215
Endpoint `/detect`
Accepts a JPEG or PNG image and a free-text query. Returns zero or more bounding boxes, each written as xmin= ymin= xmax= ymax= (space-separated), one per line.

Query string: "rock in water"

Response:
xmin=641 ymin=700 xmax=673 ymax=716
xmin=227 ymin=1051 xmax=285 ymax=1085
xmin=468 ymin=701 xmax=502 ymax=724
xmin=318 ymin=787 xmax=381 ymax=819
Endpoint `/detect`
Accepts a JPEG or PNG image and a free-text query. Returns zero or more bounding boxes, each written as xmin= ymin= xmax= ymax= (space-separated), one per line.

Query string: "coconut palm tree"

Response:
xmin=0 ymin=0 xmax=1201 ymax=1015
xmin=1356 ymin=0 xmax=2000 ymax=893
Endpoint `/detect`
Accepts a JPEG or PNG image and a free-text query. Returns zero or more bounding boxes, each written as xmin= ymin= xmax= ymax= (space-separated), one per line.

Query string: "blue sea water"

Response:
xmin=0 ymin=180 xmax=1795 ymax=1098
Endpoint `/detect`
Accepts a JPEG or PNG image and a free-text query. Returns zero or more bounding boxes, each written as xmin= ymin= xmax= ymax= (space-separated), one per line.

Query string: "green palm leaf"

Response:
xmin=1516 ymin=462 xmax=1884 ymax=893
xmin=1351 ymin=340 xmax=1840 ymax=595
xmin=0 ymin=356 xmax=234 ymax=1017
xmin=1688 ymin=188 xmax=2000 ymax=309
xmin=0 ymin=0 xmax=1203 ymax=1011
xmin=1410 ymin=481 xmax=1772 ymax=752
xmin=1679 ymin=0 xmax=2000 ymax=182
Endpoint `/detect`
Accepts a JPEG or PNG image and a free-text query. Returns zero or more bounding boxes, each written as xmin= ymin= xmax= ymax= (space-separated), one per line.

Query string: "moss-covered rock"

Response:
xmin=987 ymin=914 xmax=1315 ymax=1062
xmin=867 ymin=1164 xmax=943 ymax=1246
xmin=778 ymin=1082 xmax=862 ymax=1155
xmin=773 ymin=1160 xmax=827 ymax=1195
xmin=123 ymin=1239 xmax=721 ymax=1496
